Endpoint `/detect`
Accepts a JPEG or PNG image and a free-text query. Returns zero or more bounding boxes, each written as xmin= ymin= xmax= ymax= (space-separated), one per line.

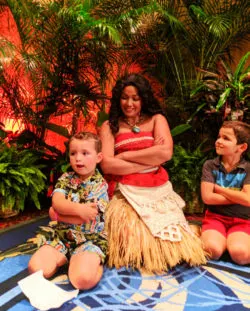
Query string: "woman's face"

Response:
xmin=120 ymin=85 xmax=142 ymax=118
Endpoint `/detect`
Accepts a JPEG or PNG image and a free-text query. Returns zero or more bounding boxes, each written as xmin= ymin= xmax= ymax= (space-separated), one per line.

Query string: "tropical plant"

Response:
xmin=0 ymin=0 xmax=125 ymax=142
xmin=191 ymin=51 xmax=250 ymax=120
xmin=124 ymin=0 xmax=250 ymax=138
xmin=165 ymin=142 xmax=210 ymax=214
xmin=0 ymin=122 xmax=8 ymax=139
xmin=0 ymin=142 xmax=47 ymax=217
xmin=1 ymin=0 xmax=250 ymax=149
xmin=1 ymin=0 xmax=172 ymax=142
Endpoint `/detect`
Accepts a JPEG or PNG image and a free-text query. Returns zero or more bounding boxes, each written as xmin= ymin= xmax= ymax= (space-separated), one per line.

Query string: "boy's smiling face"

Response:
xmin=69 ymin=138 xmax=103 ymax=180
xmin=215 ymin=127 xmax=244 ymax=156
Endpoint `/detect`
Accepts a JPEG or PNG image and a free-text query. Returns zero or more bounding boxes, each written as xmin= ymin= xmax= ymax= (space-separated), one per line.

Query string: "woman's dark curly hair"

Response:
xmin=109 ymin=74 xmax=165 ymax=134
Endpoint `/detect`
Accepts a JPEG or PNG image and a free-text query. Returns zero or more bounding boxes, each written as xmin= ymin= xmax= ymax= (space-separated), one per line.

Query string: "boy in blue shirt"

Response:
xmin=201 ymin=121 xmax=250 ymax=265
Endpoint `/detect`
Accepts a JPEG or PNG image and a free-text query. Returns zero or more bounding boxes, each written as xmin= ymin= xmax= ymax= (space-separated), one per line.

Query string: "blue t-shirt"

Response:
xmin=201 ymin=157 xmax=250 ymax=219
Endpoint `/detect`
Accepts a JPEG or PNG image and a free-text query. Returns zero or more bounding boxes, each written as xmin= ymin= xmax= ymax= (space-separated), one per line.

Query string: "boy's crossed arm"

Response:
xmin=202 ymin=181 xmax=250 ymax=207
xmin=214 ymin=183 xmax=250 ymax=207
xmin=201 ymin=181 xmax=234 ymax=205
xmin=52 ymin=192 xmax=98 ymax=224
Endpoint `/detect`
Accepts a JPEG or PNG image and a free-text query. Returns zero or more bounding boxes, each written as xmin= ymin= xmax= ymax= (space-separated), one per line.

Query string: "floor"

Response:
xmin=0 ymin=207 xmax=49 ymax=231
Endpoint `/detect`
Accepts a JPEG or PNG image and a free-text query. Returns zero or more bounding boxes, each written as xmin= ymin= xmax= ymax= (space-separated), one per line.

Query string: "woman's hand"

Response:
xmin=100 ymin=121 xmax=154 ymax=175
xmin=115 ymin=152 xmax=125 ymax=160
xmin=154 ymin=136 xmax=164 ymax=145
xmin=106 ymin=115 xmax=173 ymax=167
xmin=114 ymin=135 xmax=165 ymax=162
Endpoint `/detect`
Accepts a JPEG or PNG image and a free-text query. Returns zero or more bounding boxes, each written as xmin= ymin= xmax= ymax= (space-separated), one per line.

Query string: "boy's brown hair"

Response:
xmin=69 ymin=132 xmax=102 ymax=153
xmin=222 ymin=121 xmax=250 ymax=153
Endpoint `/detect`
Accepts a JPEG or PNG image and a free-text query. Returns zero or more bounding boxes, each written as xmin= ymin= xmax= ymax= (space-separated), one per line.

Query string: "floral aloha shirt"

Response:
xmin=43 ymin=169 xmax=109 ymax=261
xmin=53 ymin=168 xmax=109 ymax=234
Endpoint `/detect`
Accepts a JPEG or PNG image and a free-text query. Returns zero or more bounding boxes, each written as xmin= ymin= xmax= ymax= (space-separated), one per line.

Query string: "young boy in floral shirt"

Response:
xmin=28 ymin=132 xmax=109 ymax=290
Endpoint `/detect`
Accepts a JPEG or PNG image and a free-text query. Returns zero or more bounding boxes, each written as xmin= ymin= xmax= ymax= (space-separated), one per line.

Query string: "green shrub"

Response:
xmin=0 ymin=142 xmax=47 ymax=213
xmin=165 ymin=143 xmax=209 ymax=213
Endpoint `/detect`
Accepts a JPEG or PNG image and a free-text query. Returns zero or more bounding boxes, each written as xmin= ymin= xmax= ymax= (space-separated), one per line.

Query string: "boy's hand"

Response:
xmin=79 ymin=203 xmax=98 ymax=223
xmin=214 ymin=184 xmax=223 ymax=193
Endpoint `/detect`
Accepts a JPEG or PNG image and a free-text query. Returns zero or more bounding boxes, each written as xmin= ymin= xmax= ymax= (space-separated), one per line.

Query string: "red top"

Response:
xmin=106 ymin=132 xmax=169 ymax=198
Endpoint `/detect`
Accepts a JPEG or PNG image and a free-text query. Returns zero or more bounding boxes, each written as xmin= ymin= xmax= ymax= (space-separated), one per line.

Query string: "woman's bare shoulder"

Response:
xmin=102 ymin=120 xmax=110 ymax=126
xmin=99 ymin=120 xmax=116 ymax=144
xmin=153 ymin=113 xmax=167 ymax=120
xmin=100 ymin=120 xmax=111 ymax=132
xmin=139 ymin=114 xmax=166 ymax=133
xmin=151 ymin=114 xmax=168 ymax=125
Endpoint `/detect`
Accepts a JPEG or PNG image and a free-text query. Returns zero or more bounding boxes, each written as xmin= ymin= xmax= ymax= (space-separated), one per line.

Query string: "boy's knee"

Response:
xmin=28 ymin=245 xmax=66 ymax=278
xmin=208 ymin=248 xmax=224 ymax=260
xmin=69 ymin=264 xmax=103 ymax=290
xmin=28 ymin=252 xmax=43 ymax=275
xmin=229 ymin=247 xmax=249 ymax=265
xmin=202 ymin=240 xmax=224 ymax=260
xmin=28 ymin=258 xmax=54 ymax=278
xmin=69 ymin=272 xmax=97 ymax=290
xmin=27 ymin=260 xmax=38 ymax=275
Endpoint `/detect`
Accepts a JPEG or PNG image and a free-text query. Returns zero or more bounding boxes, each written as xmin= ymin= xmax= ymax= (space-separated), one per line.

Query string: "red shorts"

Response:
xmin=202 ymin=210 xmax=250 ymax=237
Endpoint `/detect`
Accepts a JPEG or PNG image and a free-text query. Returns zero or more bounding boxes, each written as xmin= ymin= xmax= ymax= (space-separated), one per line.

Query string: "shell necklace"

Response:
xmin=123 ymin=115 xmax=144 ymax=133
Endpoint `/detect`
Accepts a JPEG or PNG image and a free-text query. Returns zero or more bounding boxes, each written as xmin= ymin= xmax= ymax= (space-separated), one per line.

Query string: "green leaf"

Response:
xmin=190 ymin=84 xmax=205 ymax=97
xmin=234 ymin=51 xmax=250 ymax=81
xmin=0 ymin=163 xmax=9 ymax=173
xmin=216 ymin=88 xmax=231 ymax=110
xmin=171 ymin=124 xmax=192 ymax=137
xmin=187 ymin=102 xmax=207 ymax=123
xmin=8 ymin=169 xmax=25 ymax=178
xmin=45 ymin=123 xmax=70 ymax=138
xmin=61 ymin=163 xmax=71 ymax=173
xmin=189 ymin=5 xmax=207 ymax=20
xmin=239 ymin=72 xmax=250 ymax=82
xmin=96 ymin=111 xmax=109 ymax=127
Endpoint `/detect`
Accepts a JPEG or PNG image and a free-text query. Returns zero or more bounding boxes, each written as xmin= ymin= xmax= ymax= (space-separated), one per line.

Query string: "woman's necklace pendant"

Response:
xmin=123 ymin=115 xmax=143 ymax=133
xmin=132 ymin=125 xmax=140 ymax=133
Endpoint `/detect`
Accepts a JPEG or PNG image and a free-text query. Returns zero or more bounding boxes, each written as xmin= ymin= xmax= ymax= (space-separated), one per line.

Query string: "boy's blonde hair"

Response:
xmin=69 ymin=132 xmax=102 ymax=153
xmin=222 ymin=121 xmax=250 ymax=153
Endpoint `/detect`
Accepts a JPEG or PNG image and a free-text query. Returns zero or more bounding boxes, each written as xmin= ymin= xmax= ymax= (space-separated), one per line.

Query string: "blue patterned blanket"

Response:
xmin=1 ymin=256 xmax=250 ymax=311
xmin=1 ymin=217 xmax=250 ymax=311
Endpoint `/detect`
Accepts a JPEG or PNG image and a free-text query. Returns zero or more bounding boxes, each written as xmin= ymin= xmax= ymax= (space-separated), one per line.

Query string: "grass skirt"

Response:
xmin=105 ymin=192 xmax=207 ymax=273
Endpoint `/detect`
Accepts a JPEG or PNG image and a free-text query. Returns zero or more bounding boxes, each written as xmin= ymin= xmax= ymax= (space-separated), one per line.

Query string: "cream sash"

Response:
xmin=118 ymin=181 xmax=191 ymax=241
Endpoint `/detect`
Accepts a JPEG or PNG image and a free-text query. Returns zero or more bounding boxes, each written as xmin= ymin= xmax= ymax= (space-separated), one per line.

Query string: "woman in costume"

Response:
xmin=99 ymin=73 xmax=207 ymax=273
